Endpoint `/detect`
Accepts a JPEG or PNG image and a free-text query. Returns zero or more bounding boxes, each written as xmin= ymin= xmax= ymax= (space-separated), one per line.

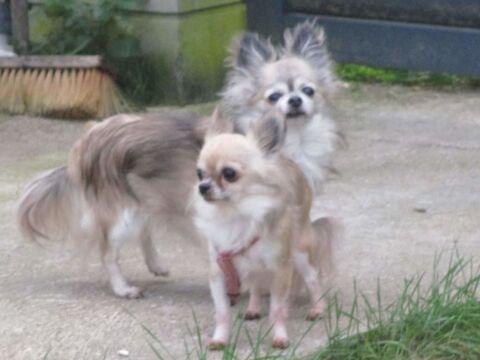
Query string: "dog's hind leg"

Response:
xmin=141 ymin=233 xmax=169 ymax=277
xmin=103 ymin=238 xmax=143 ymax=299
xmin=103 ymin=208 xmax=144 ymax=298
xmin=293 ymin=248 xmax=326 ymax=320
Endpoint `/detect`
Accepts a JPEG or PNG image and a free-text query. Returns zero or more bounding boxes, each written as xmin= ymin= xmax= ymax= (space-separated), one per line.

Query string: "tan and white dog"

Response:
xmin=18 ymin=112 xmax=209 ymax=298
xmin=194 ymin=111 xmax=335 ymax=349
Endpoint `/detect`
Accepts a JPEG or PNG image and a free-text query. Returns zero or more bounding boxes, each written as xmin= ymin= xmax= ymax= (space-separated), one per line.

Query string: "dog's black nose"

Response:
xmin=288 ymin=96 xmax=302 ymax=108
xmin=199 ymin=183 xmax=210 ymax=195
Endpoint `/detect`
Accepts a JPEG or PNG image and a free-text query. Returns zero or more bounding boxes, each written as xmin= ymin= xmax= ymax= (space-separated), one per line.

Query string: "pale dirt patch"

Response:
xmin=1 ymin=86 xmax=479 ymax=359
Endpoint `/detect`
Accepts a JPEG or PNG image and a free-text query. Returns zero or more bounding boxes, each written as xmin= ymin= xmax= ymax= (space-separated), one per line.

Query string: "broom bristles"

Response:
xmin=0 ymin=69 xmax=26 ymax=115
xmin=0 ymin=66 xmax=129 ymax=119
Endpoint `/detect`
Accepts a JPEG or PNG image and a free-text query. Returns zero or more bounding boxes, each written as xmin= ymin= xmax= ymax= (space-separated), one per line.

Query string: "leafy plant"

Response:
xmin=30 ymin=0 xmax=160 ymax=104
xmin=31 ymin=0 xmax=137 ymax=57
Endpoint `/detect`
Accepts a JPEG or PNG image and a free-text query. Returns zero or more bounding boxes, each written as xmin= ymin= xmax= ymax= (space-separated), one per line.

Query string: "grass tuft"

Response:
xmin=337 ymin=64 xmax=480 ymax=89
xmin=128 ymin=251 xmax=479 ymax=359
xmin=314 ymin=253 xmax=480 ymax=359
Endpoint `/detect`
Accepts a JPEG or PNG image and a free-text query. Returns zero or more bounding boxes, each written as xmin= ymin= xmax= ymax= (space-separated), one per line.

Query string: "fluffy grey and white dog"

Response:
xmin=17 ymin=21 xmax=340 ymax=297
xmin=223 ymin=21 xmax=343 ymax=193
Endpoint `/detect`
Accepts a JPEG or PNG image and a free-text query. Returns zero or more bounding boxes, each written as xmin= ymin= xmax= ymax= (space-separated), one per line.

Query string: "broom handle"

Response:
xmin=11 ymin=0 xmax=29 ymax=54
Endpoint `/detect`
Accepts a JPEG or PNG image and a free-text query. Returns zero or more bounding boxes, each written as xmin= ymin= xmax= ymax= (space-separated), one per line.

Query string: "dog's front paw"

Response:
xmin=208 ymin=339 xmax=227 ymax=351
xmin=306 ymin=306 xmax=325 ymax=321
xmin=114 ymin=285 xmax=144 ymax=299
xmin=272 ymin=337 xmax=289 ymax=349
xmin=244 ymin=311 xmax=262 ymax=321
xmin=306 ymin=300 xmax=326 ymax=321
xmin=148 ymin=263 xmax=170 ymax=277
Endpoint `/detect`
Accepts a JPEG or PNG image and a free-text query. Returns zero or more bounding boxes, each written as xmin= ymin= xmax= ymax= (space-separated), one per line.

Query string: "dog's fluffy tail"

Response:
xmin=312 ymin=217 xmax=341 ymax=281
xmin=17 ymin=166 xmax=75 ymax=242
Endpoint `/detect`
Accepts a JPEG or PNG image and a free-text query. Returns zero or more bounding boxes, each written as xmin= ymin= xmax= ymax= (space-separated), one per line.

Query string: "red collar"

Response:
xmin=216 ymin=236 xmax=260 ymax=305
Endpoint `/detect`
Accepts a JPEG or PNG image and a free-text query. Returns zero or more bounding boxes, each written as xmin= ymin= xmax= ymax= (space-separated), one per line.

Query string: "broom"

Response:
xmin=0 ymin=56 xmax=130 ymax=119
xmin=0 ymin=0 xmax=129 ymax=119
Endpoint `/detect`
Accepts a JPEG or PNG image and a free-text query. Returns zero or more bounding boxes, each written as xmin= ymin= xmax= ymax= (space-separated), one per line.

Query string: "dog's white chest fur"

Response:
xmin=194 ymin=198 xmax=280 ymax=287
xmin=283 ymin=114 xmax=338 ymax=192
xmin=234 ymin=239 xmax=278 ymax=290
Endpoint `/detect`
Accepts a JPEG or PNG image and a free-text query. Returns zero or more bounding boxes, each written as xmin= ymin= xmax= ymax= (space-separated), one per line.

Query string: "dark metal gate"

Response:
xmin=246 ymin=0 xmax=480 ymax=76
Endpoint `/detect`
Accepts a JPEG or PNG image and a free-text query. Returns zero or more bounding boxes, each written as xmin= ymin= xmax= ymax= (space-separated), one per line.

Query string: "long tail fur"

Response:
xmin=17 ymin=166 xmax=74 ymax=242
xmin=312 ymin=217 xmax=341 ymax=282
xmin=74 ymin=113 xmax=207 ymax=206
xmin=17 ymin=112 xmax=208 ymax=245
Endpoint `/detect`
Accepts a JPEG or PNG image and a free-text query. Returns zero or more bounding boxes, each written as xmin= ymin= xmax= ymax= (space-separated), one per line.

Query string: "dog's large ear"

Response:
xmin=248 ymin=111 xmax=286 ymax=156
xmin=206 ymin=106 xmax=234 ymax=140
xmin=284 ymin=21 xmax=335 ymax=87
xmin=222 ymin=33 xmax=276 ymax=112
xmin=229 ymin=32 xmax=275 ymax=76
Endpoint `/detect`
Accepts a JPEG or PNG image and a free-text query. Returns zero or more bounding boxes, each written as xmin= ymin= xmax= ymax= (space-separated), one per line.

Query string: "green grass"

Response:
xmin=315 ymin=254 xmax=480 ymax=359
xmin=318 ymin=301 xmax=480 ymax=360
xmin=337 ymin=64 xmax=480 ymax=89
xmin=131 ymin=251 xmax=480 ymax=359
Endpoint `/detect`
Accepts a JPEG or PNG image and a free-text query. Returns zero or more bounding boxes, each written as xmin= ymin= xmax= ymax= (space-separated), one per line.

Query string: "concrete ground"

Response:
xmin=1 ymin=85 xmax=479 ymax=359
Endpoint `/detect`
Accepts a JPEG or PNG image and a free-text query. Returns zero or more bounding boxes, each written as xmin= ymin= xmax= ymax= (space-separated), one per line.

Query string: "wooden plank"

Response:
xmin=0 ymin=56 xmax=104 ymax=69
xmin=285 ymin=13 xmax=480 ymax=77
xmin=246 ymin=0 xmax=286 ymax=43
xmin=10 ymin=0 xmax=29 ymax=53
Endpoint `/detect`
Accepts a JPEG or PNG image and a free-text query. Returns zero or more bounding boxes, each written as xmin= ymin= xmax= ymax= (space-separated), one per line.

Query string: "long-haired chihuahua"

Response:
xmin=194 ymin=110 xmax=335 ymax=349
xmin=222 ymin=21 xmax=343 ymax=195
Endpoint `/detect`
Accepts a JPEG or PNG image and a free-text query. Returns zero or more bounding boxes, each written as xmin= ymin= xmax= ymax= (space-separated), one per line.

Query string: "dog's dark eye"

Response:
xmin=302 ymin=87 xmax=315 ymax=97
xmin=222 ymin=167 xmax=237 ymax=182
xmin=196 ymin=168 xmax=203 ymax=180
xmin=267 ymin=92 xmax=283 ymax=103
